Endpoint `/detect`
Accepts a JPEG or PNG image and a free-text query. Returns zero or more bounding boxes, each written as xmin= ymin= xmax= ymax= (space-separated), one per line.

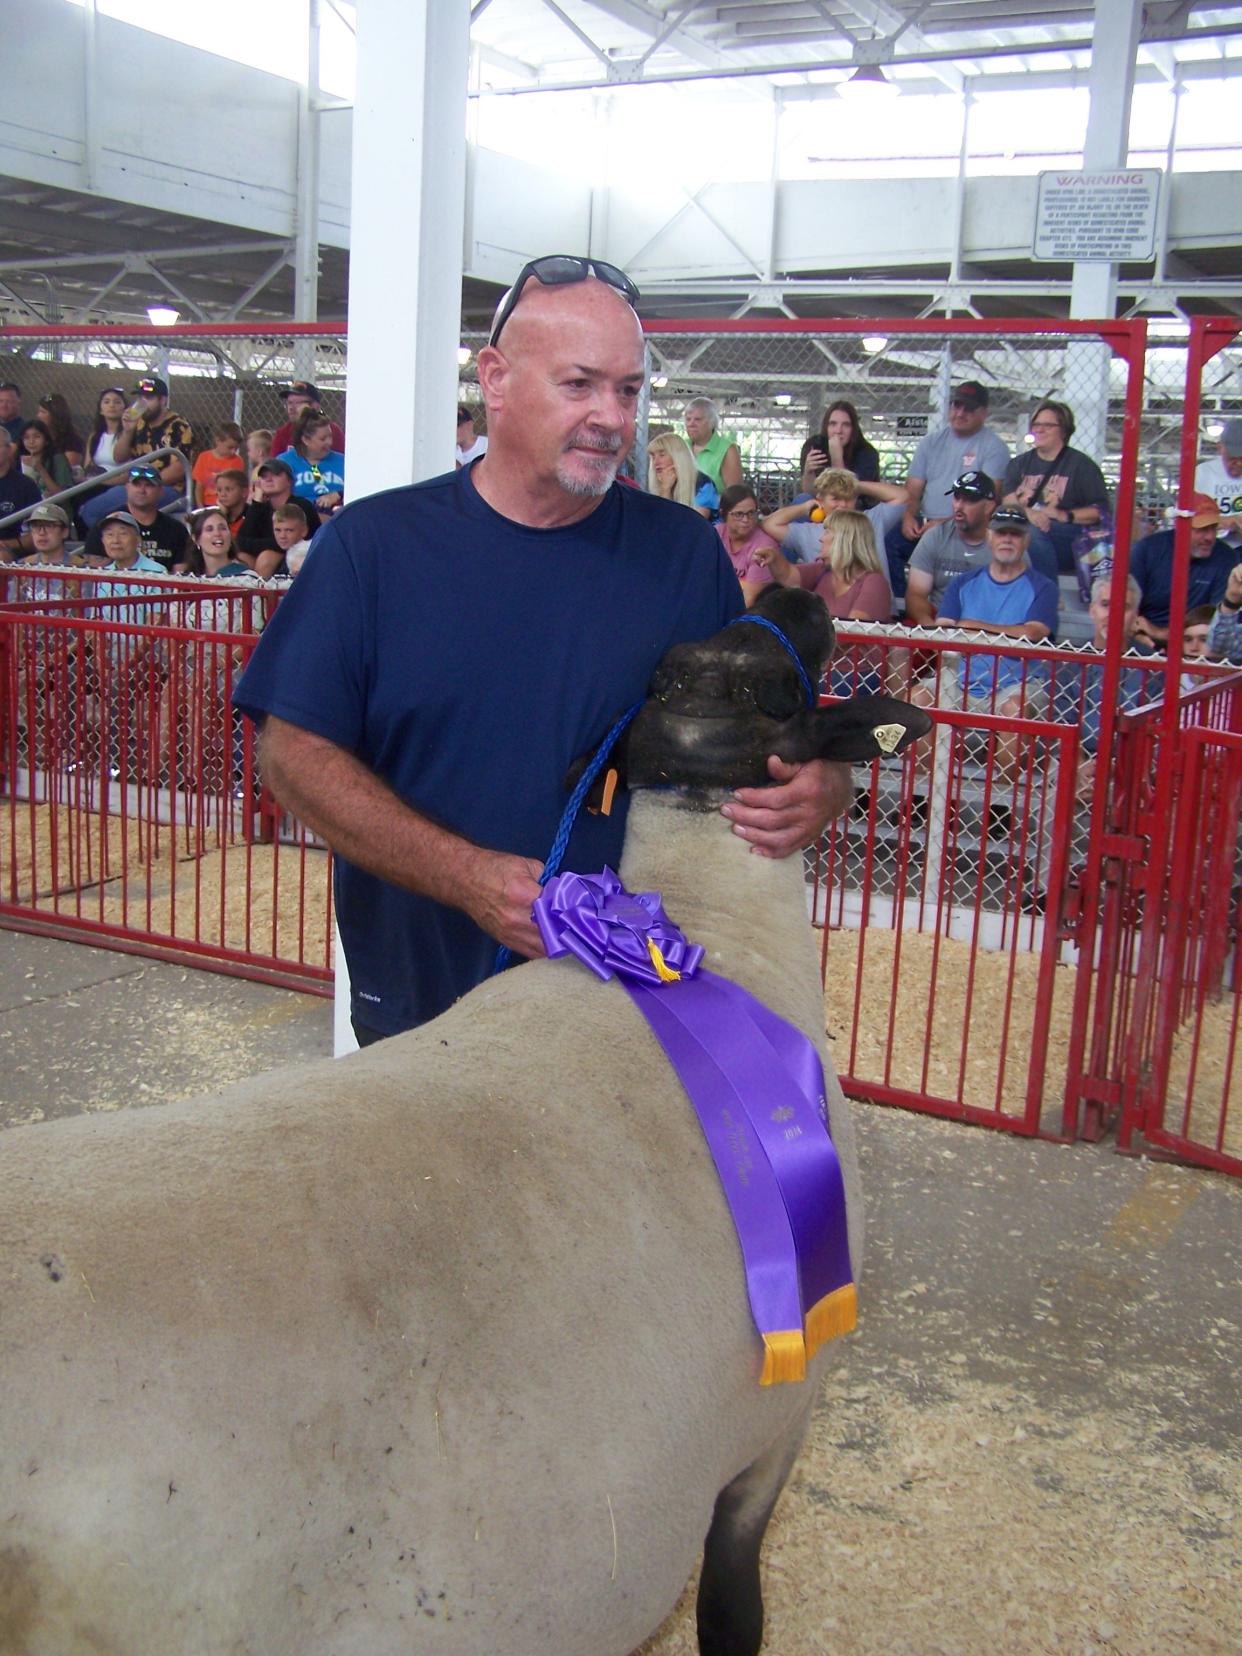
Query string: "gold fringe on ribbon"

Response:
xmin=759 ymin=1329 xmax=807 ymax=1387
xmin=646 ymin=938 xmax=681 ymax=982
xmin=804 ymin=1284 xmax=858 ymax=1360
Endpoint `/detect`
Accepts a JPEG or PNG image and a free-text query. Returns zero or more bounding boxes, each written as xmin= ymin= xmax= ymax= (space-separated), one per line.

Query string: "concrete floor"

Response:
xmin=3 ymin=934 xmax=1239 ymax=1651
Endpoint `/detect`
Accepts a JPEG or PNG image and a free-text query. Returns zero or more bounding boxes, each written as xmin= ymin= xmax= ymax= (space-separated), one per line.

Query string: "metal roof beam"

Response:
xmin=573 ymin=0 xmax=734 ymax=68
xmin=473 ymin=21 xmax=1242 ymax=93
xmin=0 ymin=240 xmax=289 ymax=276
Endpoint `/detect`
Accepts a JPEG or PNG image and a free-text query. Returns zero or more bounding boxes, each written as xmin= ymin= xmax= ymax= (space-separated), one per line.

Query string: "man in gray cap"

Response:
xmin=1194 ymin=418 xmax=1242 ymax=553
xmin=21 ymin=501 xmax=74 ymax=565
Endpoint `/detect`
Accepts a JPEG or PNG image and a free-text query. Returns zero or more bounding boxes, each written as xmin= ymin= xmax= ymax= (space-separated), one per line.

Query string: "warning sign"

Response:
xmin=1033 ymin=169 xmax=1161 ymax=263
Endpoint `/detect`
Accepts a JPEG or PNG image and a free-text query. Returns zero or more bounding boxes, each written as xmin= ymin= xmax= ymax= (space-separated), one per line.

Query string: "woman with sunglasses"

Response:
xmin=275 ymin=410 xmax=345 ymax=518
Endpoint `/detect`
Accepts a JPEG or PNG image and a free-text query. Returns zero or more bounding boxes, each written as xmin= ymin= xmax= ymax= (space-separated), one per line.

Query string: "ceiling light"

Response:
xmin=773 ymin=393 xmax=793 ymax=407
xmin=457 ymin=346 xmax=472 ymax=367
xmin=146 ymin=306 xmax=180 ymax=327
xmin=837 ymin=64 xmax=898 ymax=100
xmin=861 ymin=334 xmax=888 ymax=354
xmin=1205 ymin=421 xmax=1224 ymax=440
xmin=650 ymin=373 xmax=668 ymax=389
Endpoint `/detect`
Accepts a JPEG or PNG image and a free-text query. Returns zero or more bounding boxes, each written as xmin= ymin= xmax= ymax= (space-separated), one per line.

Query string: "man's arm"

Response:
xmin=904 ymin=566 xmax=936 ymax=625
xmin=935 ymin=614 xmax=1051 ymax=644
xmin=760 ymin=500 xmax=814 ymax=541
xmin=1208 ymin=563 xmax=1242 ymax=660
xmin=258 ymin=715 xmax=546 ymax=958
xmin=720 ymin=443 xmax=743 ymax=491
xmin=901 ymin=477 xmax=927 ymax=542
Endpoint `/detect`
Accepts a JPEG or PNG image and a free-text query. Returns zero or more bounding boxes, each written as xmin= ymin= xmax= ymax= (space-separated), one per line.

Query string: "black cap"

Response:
xmin=281 ymin=380 xmax=320 ymax=401
xmin=947 ymin=470 xmax=997 ymax=501
xmin=990 ymin=506 xmax=1031 ymax=533
xmin=133 ymin=375 xmax=169 ymax=398
xmin=951 ymin=380 xmax=989 ymax=409
xmin=127 ymin=465 xmax=162 ymax=483
xmin=257 ymin=458 xmax=294 ymax=480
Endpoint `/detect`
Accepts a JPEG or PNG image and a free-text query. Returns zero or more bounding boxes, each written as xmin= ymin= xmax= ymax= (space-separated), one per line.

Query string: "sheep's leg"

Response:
xmin=695 ymin=1409 xmax=811 ymax=1656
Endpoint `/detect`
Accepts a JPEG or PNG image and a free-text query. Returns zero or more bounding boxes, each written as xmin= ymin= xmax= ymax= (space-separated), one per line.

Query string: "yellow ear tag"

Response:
xmin=809 ymin=506 xmax=825 ymax=522
xmin=872 ymin=722 xmax=904 ymax=756
xmin=646 ymin=938 xmax=681 ymax=982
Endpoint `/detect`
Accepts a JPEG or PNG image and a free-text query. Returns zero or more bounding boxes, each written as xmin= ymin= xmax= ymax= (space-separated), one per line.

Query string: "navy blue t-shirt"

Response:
xmin=234 ymin=465 xmax=742 ymax=1034
xmin=1128 ymin=530 xmax=1233 ymax=627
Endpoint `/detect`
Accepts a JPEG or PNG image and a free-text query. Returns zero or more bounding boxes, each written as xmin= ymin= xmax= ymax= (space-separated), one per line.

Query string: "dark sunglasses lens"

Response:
xmin=491 ymin=256 xmax=638 ymax=346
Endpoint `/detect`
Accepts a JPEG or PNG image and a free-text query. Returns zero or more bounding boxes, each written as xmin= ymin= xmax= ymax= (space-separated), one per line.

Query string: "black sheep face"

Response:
xmin=571 ymin=588 xmax=932 ymax=797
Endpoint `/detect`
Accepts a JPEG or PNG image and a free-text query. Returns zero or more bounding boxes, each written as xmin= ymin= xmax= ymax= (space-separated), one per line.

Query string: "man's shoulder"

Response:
xmin=1131 ymin=528 xmax=1171 ymax=560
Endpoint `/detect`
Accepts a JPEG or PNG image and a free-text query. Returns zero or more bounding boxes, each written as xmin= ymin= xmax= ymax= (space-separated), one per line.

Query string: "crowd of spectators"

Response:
xmin=4 ymin=368 xmax=1241 ymax=690
xmin=0 ymin=374 xmax=349 ymax=582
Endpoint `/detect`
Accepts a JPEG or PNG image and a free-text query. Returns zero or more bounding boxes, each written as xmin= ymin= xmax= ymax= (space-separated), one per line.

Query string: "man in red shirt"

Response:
xmin=269 ymin=381 xmax=345 ymax=456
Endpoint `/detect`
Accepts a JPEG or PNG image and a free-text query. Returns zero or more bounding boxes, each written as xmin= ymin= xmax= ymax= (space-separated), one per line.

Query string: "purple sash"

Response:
xmin=533 ymin=869 xmax=856 ymax=1385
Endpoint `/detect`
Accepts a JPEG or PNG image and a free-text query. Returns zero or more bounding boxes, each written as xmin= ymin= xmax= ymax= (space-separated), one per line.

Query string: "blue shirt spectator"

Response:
xmin=938 ymin=508 xmax=1059 ymax=700
xmin=1129 ymin=495 xmax=1233 ymax=645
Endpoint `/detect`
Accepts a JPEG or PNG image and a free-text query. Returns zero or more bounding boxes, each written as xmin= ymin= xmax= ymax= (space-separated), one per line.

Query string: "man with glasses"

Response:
xmin=236 ymin=254 xmax=850 ymax=1044
xmin=81 ymin=465 xmax=190 ymax=572
xmin=871 ymin=380 xmax=1010 ymax=597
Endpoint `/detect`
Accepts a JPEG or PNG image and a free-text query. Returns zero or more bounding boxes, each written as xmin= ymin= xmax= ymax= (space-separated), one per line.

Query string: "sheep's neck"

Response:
xmin=616 ymin=789 xmax=823 ymax=1038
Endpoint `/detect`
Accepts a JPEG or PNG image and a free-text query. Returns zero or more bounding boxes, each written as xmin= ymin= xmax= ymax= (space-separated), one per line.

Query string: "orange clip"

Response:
xmin=588 ymin=767 xmax=619 ymax=817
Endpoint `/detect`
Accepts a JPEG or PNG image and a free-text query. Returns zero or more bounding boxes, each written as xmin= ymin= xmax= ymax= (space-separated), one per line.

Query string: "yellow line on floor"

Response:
xmin=1104 ymin=1167 xmax=1200 ymax=1250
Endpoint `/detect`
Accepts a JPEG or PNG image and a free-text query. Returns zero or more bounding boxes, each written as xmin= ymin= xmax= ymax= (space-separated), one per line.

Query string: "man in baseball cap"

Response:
xmin=869 ymin=378 xmax=1011 ymax=599
xmin=22 ymin=501 xmax=74 ymax=566
xmin=904 ymin=470 xmax=998 ymax=623
xmin=84 ymin=369 xmax=194 ymax=526
xmin=1129 ymin=492 xmax=1235 ymax=646
xmin=271 ymin=381 xmax=344 ymax=456
xmin=1194 ymin=418 xmax=1242 ymax=551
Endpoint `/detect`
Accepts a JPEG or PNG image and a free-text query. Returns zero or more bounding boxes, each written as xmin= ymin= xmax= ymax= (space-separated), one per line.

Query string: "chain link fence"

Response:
xmin=2 ymin=317 xmax=1225 ymax=543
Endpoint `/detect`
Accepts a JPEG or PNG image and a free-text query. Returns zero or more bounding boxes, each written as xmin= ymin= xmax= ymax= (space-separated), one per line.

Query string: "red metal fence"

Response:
xmin=0 ymin=570 xmax=331 ymax=995
xmin=1 ymin=316 xmax=1239 ymax=1176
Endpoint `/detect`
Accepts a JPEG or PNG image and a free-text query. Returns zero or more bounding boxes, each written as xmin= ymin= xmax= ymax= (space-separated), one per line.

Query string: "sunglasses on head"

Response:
xmin=129 ymin=467 xmax=160 ymax=482
xmin=488 ymin=255 xmax=640 ymax=349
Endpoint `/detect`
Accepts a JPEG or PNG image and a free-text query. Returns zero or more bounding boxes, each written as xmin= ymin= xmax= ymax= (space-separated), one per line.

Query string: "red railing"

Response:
xmin=0 ymin=576 xmax=329 ymax=995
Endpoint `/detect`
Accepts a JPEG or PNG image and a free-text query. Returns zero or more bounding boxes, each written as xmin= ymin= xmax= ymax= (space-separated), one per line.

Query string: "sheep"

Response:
xmin=0 ymin=587 xmax=928 ymax=1656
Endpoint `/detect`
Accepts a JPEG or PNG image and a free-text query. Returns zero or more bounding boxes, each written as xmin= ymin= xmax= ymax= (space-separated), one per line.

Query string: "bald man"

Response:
xmin=235 ymin=257 xmax=849 ymax=1041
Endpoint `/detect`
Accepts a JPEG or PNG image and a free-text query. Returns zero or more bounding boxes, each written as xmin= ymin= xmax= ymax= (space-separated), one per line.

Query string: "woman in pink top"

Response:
xmin=754 ymin=509 xmax=891 ymax=622
xmin=715 ymin=483 xmax=778 ymax=606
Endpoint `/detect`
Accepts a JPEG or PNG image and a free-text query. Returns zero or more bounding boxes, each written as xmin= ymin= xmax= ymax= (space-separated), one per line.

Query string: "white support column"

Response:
xmin=292 ymin=0 xmax=323 ymax=380
xmin=333 ymin=0 xmax=471 ymax=1055
xmin=1068 ymin=0 xmax=1144 ymax=458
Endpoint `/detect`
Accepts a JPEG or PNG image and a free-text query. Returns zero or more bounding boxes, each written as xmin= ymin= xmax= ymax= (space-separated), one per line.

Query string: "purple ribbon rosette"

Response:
xmin=534 ymin=868 xmax=856 ymax=1386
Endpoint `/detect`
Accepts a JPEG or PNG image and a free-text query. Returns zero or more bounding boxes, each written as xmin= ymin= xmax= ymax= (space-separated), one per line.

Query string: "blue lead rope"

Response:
xmin=493 ymin=698 xmax=644 ymax=974
xmin=493 ymin=615 xmax=813 ymax=975
xmin=727 ymin=614 xmax=818 ymax=709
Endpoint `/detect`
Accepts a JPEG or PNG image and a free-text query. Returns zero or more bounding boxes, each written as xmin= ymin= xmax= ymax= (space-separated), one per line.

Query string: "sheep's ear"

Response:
xmin=796 ymin=696 xmax=932 ymax=763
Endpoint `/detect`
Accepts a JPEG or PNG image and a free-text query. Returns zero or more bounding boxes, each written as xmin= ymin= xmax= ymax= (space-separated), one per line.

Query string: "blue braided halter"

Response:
xmin=493 ymin=698 xmax=644 ymax=974
xmin=728 ymin=614 xmax=818 ymax=709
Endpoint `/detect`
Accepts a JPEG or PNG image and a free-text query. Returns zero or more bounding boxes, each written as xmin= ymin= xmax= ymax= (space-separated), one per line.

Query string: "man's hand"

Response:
xmin=459 ymin=848 xmax=547 ymax=959
xmin=1224 ymin=561 xmax=1242 ymax=607
xmin=900 ymin=508 xmax=925 ymax=542
xmin=722 ymin=756 xmax=853 ymax=859
xmin=1028 ymin=507 xmax=1054 ymax=533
